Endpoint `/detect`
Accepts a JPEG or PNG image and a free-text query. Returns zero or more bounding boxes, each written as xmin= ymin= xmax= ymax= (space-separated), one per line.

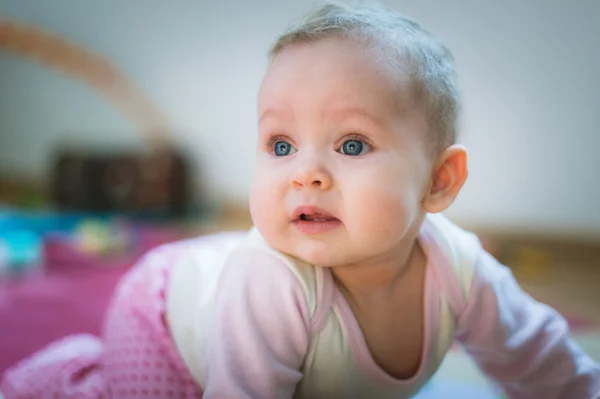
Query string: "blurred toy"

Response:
xmin=0 ymin=229 xmax=43 ymax=277
xmin=0 ymin=206 xmax=86 ymax=236
xmin=0 ymin=207 xmax=133 ymax=276
xmin=75 ymin=218 xmax=134 ymax=256
xmin=0 ymin=205 xmax=186 ymax=275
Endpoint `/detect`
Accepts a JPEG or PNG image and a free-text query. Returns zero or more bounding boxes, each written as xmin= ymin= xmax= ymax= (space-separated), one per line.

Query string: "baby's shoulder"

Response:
xmin=221 ymin=227 xmax=319 ymax=313
xmin=231 ymin=227 xmax=316 ymax=276
xmin=422 ymin=213 xmax=483 ymax=309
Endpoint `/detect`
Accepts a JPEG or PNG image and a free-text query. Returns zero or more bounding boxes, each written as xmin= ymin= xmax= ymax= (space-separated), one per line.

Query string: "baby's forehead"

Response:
xmin=269 ymin=35 xmax=415 ymax=78
xmin=260 ymin=37 xmax=421 ymax=108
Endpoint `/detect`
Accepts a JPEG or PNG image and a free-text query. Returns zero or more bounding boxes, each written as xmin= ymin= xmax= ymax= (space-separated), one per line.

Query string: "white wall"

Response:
xmin=0 ymin=0 xmax=599 ymax=235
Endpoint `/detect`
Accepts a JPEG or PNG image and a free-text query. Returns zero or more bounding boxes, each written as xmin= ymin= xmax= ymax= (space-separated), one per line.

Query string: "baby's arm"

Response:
xmin=202 ymin=247 xmax=311 ymax=399
xmin=456 ymin=250 xmax=600 ymax=398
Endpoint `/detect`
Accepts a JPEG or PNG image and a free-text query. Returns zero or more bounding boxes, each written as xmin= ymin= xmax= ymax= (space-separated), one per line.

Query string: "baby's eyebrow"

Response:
xmin=328 ymin=106 xmax=386 ymax=130
xmin=258 ymin=104 xmax=293 ymax=125
xmin=258 ymin=104 xmax=389 ymax=131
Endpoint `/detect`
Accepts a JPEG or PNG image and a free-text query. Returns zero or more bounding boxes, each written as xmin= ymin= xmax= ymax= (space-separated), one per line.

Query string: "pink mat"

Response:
xmin=0 ymin=226 xmax=184 ymax=374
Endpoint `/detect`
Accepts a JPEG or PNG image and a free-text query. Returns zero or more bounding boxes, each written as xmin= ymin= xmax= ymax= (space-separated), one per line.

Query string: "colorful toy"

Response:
xmin=0 ymin=207 xmax=138 ymax=277
xmin=75 ymin=218 xmax=134 ymax=256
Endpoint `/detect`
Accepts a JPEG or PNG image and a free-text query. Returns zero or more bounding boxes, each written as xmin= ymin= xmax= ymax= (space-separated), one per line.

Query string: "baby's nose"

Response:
xmin=290 ymin=166 xmax=332 ymax=190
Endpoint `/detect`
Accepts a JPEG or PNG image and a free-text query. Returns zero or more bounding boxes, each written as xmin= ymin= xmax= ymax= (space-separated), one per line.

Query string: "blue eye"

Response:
xmin=273 ymin=140 xmax=295 ymax=157
xmin=340 ymin=139 xmax=369 ymax=156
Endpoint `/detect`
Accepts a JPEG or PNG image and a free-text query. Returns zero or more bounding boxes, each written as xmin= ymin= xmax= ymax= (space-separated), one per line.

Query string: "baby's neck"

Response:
xmin=331 ymin=232 xmax=423 ymax=299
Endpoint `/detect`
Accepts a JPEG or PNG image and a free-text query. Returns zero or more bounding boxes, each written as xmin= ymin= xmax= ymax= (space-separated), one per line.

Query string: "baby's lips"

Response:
xmin=292 ymin=205 xmax=338 ymax=221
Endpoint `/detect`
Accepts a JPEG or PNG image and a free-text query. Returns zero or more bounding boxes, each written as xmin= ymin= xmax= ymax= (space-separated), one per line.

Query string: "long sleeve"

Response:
xmin=202 ymin=247 xmax=311 ymax=399
xmin=455 ymin=250 xmax=600 ymax=399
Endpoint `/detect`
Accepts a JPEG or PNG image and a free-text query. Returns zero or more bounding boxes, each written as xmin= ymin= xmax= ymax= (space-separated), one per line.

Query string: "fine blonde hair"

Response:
xmin=269 ymin=2 xmax=460 ymax=152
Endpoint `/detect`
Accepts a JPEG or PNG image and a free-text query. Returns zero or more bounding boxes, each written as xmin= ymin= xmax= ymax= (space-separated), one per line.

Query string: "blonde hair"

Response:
xmin=269 ymin=2 xmax=460 ymax=152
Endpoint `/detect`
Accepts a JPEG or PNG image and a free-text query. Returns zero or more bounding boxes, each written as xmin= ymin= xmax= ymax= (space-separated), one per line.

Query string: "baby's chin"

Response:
xmin=281 ymin=240 xmax=354 ymax=268
xmin=254 ymin=220 xmax=357 ymax=266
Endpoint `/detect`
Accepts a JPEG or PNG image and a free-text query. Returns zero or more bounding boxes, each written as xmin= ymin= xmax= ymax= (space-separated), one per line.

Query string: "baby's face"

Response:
xmin=250 ymin=36 xmax=433 ymax=267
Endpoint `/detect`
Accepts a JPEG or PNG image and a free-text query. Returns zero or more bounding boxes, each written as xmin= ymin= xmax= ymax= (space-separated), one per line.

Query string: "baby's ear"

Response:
xmin=423 ymin=145 xmax=468 ymax=213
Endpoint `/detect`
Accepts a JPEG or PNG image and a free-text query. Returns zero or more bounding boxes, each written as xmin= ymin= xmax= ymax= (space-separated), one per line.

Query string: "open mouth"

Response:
xmin=298 ymin=213 xmax=338 ymax=222
xmin=292 ymin=206 xmax=341 ymax=234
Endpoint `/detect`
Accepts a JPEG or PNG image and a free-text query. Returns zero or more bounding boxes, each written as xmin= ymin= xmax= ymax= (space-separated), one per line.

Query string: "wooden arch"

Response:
xmin=0 ymin=19 xmax=172 ymax=149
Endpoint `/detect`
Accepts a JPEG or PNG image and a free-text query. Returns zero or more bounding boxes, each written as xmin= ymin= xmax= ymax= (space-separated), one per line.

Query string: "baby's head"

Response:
xmin=250 ymin=2 xmax=468 ymax=267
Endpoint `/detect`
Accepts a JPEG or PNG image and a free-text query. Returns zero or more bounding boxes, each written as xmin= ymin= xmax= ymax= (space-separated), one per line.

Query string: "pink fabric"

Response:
xmin=202 ymin=247 xmax=311 ymax=398
xmin=1 ymin=242 xmax=201 ymax=399
xmin=456 ymin=251 xmax=600 ymax=399
xmin=308 ymin=266 xmax=334 ymax=334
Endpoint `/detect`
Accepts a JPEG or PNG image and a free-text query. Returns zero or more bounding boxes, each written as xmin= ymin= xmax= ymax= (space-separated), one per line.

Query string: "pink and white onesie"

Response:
xmin=1 ymin=214 xmax=599 ymax=398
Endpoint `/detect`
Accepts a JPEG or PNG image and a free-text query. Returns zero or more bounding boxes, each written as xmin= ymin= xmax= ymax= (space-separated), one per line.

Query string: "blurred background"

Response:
xmin=0 ymin=0 xmax=598 ymax=394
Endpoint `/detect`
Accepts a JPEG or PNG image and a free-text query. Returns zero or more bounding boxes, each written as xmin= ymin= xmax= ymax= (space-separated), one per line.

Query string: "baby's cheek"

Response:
xmin=369 ymin=195 xmax=406 ymax=235
xmin=353 ymin=184 xmax=414 ymax=238
xmin=250 ymin=185 xmax=274 ymax=224
xmin=249 ymin=180 xmax=287 ymax=247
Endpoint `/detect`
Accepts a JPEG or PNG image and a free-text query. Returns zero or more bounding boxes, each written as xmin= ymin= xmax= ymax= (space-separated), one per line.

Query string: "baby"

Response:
xmin=2 ymin=2 xmax=599 ymax=399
